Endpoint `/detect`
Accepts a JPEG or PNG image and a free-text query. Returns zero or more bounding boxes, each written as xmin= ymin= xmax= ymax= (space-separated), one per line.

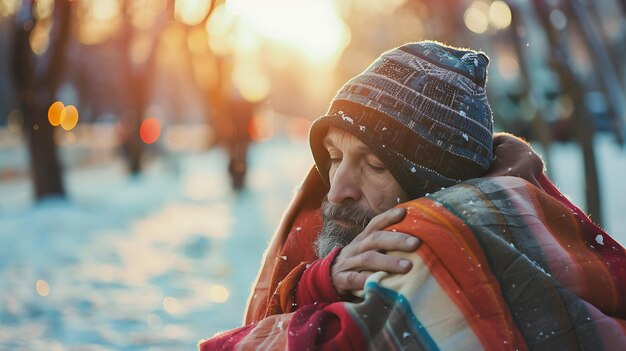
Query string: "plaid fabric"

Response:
xmin=200 ymin=176 xmax=626 ymax=350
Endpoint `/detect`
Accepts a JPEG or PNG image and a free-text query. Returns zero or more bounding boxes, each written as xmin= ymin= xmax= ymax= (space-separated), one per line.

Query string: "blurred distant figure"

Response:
xmin=219 ymin=89 xmax=256 ymax=191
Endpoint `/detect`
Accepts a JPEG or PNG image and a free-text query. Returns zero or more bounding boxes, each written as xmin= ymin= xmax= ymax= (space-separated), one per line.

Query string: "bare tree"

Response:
xmin=10 ymin=0 xmax=72 ymax=199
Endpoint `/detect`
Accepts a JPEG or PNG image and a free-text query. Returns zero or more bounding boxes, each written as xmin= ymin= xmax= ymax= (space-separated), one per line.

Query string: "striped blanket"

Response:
xmin=200 ymin=175 xmax=626 ymax=350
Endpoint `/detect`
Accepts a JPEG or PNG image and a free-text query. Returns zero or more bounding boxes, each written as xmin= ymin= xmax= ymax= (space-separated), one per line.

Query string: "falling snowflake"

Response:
xmin=595 ymin=235 xmax=604 ymax=245
xmin=459 ymin=110 xmax=467 ymax=117
xmin=411 ymin=167 xmax=417 ymax=173
xmin=462 ymin=133 xmax=469 ymax=141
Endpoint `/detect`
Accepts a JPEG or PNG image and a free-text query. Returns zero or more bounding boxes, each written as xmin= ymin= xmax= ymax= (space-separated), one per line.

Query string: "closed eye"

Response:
xmin=327 ymin=148 xmax=342 ymax=164
xmin=369 ymin=163 xmax=387 ymax=172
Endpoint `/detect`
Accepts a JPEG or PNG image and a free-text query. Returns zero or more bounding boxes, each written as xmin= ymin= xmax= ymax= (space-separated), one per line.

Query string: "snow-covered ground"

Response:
xmin=0 ymin=134 xmax=624 ymax=350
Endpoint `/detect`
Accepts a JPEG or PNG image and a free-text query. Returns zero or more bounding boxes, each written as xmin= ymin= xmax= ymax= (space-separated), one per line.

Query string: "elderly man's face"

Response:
xmin=315 ymin=127 xmax=410 ymax=257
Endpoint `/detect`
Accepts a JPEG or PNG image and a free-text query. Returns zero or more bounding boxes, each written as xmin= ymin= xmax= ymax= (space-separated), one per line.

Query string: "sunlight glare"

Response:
xmin=175 ymin=0 xmax=213 ymax=26
xmin=226 ymin=0 xmax=349 ymax=64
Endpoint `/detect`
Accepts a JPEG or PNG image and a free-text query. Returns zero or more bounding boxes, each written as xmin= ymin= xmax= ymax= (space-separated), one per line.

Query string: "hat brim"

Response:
xmin=309 ymin=113 xmax=427 ymax=198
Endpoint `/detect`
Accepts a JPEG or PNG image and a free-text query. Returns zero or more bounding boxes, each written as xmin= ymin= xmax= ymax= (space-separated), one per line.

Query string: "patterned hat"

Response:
xmin=309 ymin=41 xmax=494 ymax=198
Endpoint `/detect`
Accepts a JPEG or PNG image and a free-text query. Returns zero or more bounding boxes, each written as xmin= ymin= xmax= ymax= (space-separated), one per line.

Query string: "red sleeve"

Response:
xmin=295 ymin=247 xmax=342 ymax=307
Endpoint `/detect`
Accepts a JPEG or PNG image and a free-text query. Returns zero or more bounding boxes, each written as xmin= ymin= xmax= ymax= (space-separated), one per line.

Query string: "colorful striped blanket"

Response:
xmin=200 ymin=174 xmax=626 ymax=350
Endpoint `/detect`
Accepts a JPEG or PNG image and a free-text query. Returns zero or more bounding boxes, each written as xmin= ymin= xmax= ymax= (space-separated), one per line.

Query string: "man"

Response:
xmin=200 ymin=41 xmax=626 ymax=350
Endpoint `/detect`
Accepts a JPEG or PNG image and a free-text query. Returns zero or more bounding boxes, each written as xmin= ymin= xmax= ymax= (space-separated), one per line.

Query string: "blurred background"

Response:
xmin=0 ymin=0 xmax=625 ymax=349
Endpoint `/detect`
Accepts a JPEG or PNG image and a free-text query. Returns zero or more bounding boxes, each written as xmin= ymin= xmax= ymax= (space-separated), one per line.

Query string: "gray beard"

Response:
xmin=314 ymin=198 xmax=375 ymax=258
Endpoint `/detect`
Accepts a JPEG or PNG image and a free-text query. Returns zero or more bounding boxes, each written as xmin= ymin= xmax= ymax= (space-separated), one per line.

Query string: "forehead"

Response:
xmin=323 ymin=127 xmax=372 ymax=154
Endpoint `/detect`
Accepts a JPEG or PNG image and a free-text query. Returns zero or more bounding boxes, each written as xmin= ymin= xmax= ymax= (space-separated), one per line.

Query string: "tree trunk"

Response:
xmin=11 ymin=0 xmax=72 ymax=199
xmin=533 ymin=0 xmax=603 ymax=224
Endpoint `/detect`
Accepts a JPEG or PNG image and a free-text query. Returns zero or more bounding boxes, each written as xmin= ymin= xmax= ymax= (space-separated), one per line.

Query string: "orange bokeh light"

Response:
xmin=140 ymin=117 xmax=161 ymax=144
xmin=60 ymin=105 xmax=79 ymax=130
xmin=48 ymin=101 xmax=65 ymax=126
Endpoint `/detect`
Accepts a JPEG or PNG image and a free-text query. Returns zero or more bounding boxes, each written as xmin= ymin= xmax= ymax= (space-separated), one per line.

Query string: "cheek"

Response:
xmin=363 ymin=176 xmax=403 ymax=213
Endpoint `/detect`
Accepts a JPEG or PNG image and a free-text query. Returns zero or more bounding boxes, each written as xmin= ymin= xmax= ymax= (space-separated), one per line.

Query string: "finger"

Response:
xmin=346 ymin=250 xmax=413 ymax=274
xmin=353 ymin=208 xmax=406 ymax=242
xmin=357 ymin=231 xmax=420 ymax=253
xmin=334 ymin=271 xmax=371 ymax=293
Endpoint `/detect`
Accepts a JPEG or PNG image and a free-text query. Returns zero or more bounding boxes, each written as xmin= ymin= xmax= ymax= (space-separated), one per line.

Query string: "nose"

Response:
xmin=327 ymin=160 xmax=362 ymax=204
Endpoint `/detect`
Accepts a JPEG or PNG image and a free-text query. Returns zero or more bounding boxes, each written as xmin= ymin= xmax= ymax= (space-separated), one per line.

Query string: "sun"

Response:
xmin=225 ymin=0 xmax=350 ymax=65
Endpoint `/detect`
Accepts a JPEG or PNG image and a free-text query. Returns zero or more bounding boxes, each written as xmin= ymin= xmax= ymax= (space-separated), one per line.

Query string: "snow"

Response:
xmin=0 ymin=133 xmax=624 ymax=350
xmin=595 ymin=234 xmax=604 ymax=245
xmin=0 ymin=137 xmax=312 ymax=350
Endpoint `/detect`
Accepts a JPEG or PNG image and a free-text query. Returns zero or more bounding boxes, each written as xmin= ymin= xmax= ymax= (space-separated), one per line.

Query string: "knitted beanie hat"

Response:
xmin=309 ymin=41 xmax=494 ymax=198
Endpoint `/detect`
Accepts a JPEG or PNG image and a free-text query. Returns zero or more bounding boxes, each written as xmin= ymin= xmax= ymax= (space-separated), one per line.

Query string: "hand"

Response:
xmin=330 ymin=207 xmax=420 ymax=296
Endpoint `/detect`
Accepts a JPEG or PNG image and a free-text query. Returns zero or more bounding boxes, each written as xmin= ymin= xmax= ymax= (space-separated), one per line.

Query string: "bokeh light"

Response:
xmin=34 ymin=0 xmax=54 ymax=20
xmin=497 ymin=51 xmax=520 ymax=80
xmin=36 ymin=279 xmax=50 ymax=297
xmin=464 ymin=1 xmax=490 ymax=34
xmin=163 ymin=296 xmax=180 ymax=314
xmin=248 ymin=113 xmax=274 ymax=142
xmin=175 ymin=0 xmax=213 ymax=26
xmin=78 ymin=0 xmax=123 ymax=45
xmin=29 ymin=21 xmax=51 ymax=55
xmin=208 ymin=284 xmax=229 ymax=303
xmin=205 ymin=4 xmax=238 ymax=56
xmin=92 ymin=0 xmax=122 ymax=22
xmin=232 ymin=63 xmax=270 ymax=103
xmin=48 ymin=101 xmax=65 ymax=126
xmin=60 ymin=105 xmax=79 ymax=130
xmin=140 ymin=117 xmax=161 ymax=144
xmin=0 ymin=0 xmax=21 ymax=17
xmin=549 ymin=9 xmax=568 ymax=31
xmin=8 ymin=109 xmax=24 ymax=133
xmin=489 ymin=1 xmax=512 ymax=30
xmin=130 ymin=0 xmax=167 ymax=30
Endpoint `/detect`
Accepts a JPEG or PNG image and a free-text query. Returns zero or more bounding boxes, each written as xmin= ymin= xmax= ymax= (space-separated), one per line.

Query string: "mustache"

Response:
xmin=320 ymin=198 xmax=375 ymax=230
